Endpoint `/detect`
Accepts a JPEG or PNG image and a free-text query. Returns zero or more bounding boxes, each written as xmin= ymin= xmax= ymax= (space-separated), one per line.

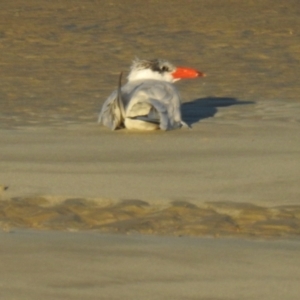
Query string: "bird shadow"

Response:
xmin=181 ymin=97 xmax=254 ymax=126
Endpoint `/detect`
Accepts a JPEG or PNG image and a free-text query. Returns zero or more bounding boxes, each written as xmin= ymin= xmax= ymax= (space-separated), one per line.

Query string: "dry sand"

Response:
xmin=1 ymin=0 xmax=300 ymax=298
xmin=1 ymin=120 xmax=300 ymax=206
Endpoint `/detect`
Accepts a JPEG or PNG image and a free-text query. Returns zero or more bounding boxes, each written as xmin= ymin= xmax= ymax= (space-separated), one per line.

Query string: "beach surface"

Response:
xmin=1 ymin=0 xmax=300 ymax=298
xmin=1 ymin=230 xmax=300 ymax=300
xmin=1 ymin=0 xmax=300 ymax=208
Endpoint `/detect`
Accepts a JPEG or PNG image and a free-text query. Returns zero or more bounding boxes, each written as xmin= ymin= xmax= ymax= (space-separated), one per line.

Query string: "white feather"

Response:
xmin=98 ymin=59 xmax=186 ymax=131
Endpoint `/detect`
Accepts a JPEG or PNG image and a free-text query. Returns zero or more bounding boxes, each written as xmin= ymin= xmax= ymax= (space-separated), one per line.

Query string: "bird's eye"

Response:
xmin=161 ymin=66 xmax=169 ymax=72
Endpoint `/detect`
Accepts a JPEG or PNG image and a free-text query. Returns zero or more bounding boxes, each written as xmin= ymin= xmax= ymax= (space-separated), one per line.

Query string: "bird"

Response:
xmin=98 ymin=58 xmax=205 ymax=131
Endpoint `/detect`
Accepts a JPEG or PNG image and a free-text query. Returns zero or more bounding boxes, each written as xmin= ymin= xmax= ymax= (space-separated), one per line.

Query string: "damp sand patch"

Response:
xmin=1 ymin=196 xmax=300 ymax=238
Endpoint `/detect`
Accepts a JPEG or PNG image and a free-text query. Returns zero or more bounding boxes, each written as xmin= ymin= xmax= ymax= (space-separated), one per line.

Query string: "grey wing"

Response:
xmin=147 ymin=98 xmax=170 ymax=130
xmin=98 ymin=73 xmax=125 ymax=130
xmin=98 ymin=90 xmax=123 ymax=130
xmin=125 ymin=81 xmax=184 ymax=130
xmin=146 ymin=82 xmax=184 ymax=130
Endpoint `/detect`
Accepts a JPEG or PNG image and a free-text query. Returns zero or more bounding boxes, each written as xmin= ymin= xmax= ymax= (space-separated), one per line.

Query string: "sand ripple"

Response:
xmin=1 ymin=197 xmax=300 ymax=238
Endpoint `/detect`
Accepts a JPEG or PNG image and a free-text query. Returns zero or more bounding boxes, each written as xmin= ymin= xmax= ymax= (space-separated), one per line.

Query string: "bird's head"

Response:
xmin=127 ymin=58 xmax=205 ymax=83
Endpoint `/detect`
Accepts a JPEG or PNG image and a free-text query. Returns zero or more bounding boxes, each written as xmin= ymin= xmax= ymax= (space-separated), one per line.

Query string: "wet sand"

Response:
xmin=1 ymin=0 xmax=300 ymax=298
xmin=0 ymin=0 xmax=300 ymax=127
xmin=1 ymin=230 xmax=300 ymax=300
xmin=1 ymin=196 xmax=300 ymax=238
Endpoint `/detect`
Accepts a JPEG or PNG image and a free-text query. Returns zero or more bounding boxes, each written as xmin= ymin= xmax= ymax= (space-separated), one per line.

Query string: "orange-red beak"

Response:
xmin=172 ymin=67 xmax=205 ymax=80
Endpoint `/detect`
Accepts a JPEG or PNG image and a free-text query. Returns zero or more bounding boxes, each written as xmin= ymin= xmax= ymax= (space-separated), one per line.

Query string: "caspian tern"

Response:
xmin=98 ymin=58 xmax=205 ymax=131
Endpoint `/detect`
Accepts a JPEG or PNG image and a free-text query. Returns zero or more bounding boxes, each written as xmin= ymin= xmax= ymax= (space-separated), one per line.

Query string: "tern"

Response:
xmin=98 ymin=58 xmax=205 ymax=131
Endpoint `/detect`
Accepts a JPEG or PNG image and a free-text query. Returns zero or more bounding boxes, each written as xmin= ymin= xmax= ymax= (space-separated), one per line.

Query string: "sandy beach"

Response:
xmin=1 ymin=122 xmax=300 ymax=238
xmin=1 ymin=0 xmax=300 ymax=299
xmin=1 ymin=230 xmax=300 ymax=300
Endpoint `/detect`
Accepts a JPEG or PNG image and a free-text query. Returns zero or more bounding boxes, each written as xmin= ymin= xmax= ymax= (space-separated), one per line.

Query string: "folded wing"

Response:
xmin=98 ymin=73 xmax=125 ymax=130
xmin=99 ymin=79 xmax=186 ymax=131
xmin=125 ymin=81 xmax=184 ymax=130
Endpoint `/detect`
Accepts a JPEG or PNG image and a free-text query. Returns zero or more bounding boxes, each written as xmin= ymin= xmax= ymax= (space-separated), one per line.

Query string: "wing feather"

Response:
xmin=98 ymin=73 xmax=125 ymax=130
xmin=145 ymin=82 xmax=183 ymax=130
xmin=99 ymin=78 xmax=185 ymax=131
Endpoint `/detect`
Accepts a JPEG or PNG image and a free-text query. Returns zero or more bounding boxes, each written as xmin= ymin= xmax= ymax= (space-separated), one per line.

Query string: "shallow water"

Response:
xmin=0 ymin=0 xmax=300 ymax=128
